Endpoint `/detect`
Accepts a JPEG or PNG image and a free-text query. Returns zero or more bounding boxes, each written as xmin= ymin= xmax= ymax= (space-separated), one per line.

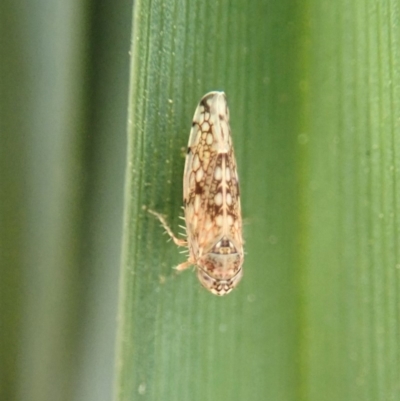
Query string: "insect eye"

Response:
xmin=196 ymin=269 xmax=215 ymax=290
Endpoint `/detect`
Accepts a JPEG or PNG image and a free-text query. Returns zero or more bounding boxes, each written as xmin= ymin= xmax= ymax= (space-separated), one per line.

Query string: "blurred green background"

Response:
xmin=1 ymin=0 xmax=131 ymax=400
xmin=1 ymin=1 xmax=400 ymax=401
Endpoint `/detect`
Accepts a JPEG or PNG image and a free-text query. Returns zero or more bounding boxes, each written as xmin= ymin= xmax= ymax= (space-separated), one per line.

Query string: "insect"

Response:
xmin=149 ymin=91 xmax=244 ymax=296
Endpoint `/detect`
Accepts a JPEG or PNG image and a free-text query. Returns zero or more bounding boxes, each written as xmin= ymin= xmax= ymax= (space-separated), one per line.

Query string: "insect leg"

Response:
xmin=148 ymin=209 xmax=188 ymax=247
xmin=174 ymin=260 xmax=193 ymax=271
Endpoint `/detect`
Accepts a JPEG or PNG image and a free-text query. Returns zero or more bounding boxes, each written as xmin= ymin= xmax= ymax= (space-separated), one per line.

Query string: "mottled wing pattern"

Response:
xmin=150 ymin=91 xmax=244 ymax=296
xmin=224 ymin=141 xmax=242 ymax=246
xmin=183 ymin=92 xmax=244 ymax=295
xmin=184 ymin=94 xmax=219 ymax=255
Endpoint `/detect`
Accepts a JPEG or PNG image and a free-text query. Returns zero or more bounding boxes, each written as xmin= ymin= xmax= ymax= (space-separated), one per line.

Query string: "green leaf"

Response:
xmin=116 ymin=1 xmax=303 ymax=400
xmin=301 ymin=1 xmax=400 ymax=400
xmin=116 ymin=0 xmax=400 ymax=400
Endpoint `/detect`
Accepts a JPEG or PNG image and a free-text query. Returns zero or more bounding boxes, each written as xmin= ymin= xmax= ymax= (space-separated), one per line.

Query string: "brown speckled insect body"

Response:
xmin=150 ymin=91 xmax=243 ymax=296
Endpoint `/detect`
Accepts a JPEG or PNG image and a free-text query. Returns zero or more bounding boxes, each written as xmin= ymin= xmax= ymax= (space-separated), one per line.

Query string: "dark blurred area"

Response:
xmin=0 ymin=0 xmax=132 ymax=400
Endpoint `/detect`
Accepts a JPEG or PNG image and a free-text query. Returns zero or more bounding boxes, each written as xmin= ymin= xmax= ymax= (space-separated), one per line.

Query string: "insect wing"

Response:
xmin=183 ymin=92 xmax=243 ymax=256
